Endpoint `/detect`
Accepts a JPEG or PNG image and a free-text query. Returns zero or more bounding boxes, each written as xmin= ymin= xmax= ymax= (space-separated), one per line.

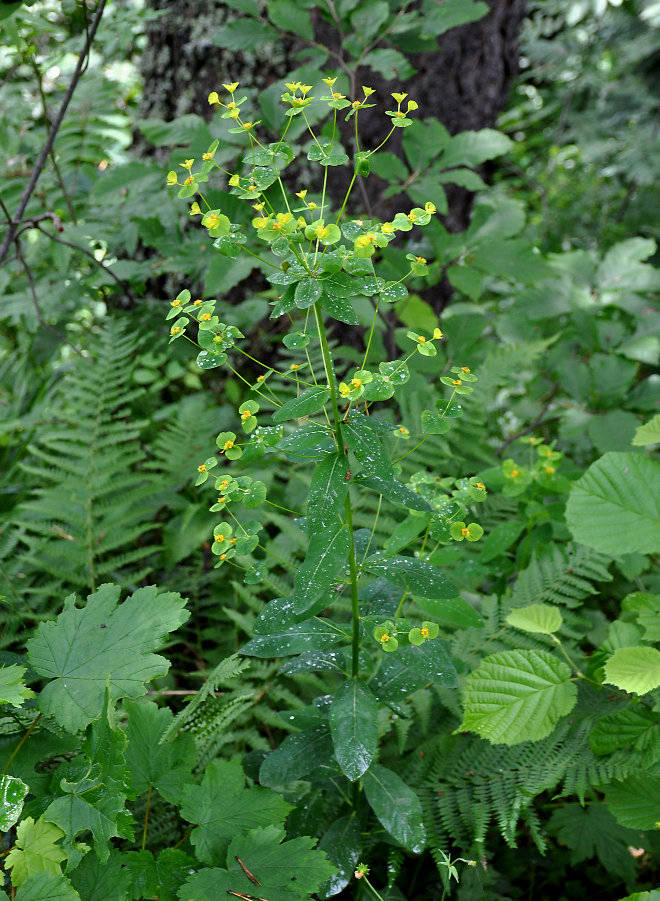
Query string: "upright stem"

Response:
xmin=313 ymin=303 xmax=361 ymax=678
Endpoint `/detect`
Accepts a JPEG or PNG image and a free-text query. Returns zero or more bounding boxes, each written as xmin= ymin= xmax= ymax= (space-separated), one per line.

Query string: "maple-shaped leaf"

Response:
xmin=123 ymin=848 xmax=195 ymax=901
xmin=26 ymin=584 xmax=189 ymax=733
xmin=69 ymin=848 xmax=132 ymax=901
xmin=0 ymin=664 xmax=35 ymax=708
xmin=5 ymin=816 xmax=67 ymax=888
xmin=43 ymin=695 xmax=133 ymax=867
xmin=178 ymin=825 xmax=336 ymax=900
xmin=123 ymin=700 xmax=196 ymax=805
xmin=179 ymin=759 xmax=291 ymax=866
xmin=14 ymin=872 xmax=81 ymax=901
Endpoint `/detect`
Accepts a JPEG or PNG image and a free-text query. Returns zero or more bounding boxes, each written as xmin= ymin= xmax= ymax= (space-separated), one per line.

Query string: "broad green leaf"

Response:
xmin=180 ymin=758 xmax=291 ymax=866
xmin=124 ymin=700 xmax=196 ymax=805
xmin=414 ymin=594 xmax=483 ymax=628
xmin=369 ymin=656 xmax=426 ymax=706
xmin=479 ymin=519 xmax=524 ymax=563
xmin=293 ymin=524 xmax=349 ymax=614
xmin=362 ymin=765 xmax=426 ymax=853
xmin=439 ymin=128 xmax=513 ymax=169
xmin=625 ymin=592 xmax=660 ymax=642
xmin=364 ymin=554 xmax=457 ymax=599
xmin=424 ymin=0 xmax=488 ymax=36
xmin=294 ymin=278 xmax=323 ymax=309
xmin=44 ymin=695 xmax=132 ymax=865
xmin=259 ymin=725 xmax=334 ymax=786
xmin=121 ymin=849 xmax=194 ymax=901
xmin=0 ymin=774 xmax=28 ymax=831
xmin=240 ymin=618 xmax=345 ymax=658
xmin=0 ymin=664 xmax=35 ymax=707
xmin=358 ymin=474 xmax=432 ymax=512
xmin=398 ymin=640 xmax=457 ymax=686
xmin=321 ymin=291 xmax=360 ymax=325
xmin=14 ymin=873 xmax=80 ymax=901
xmin=604 ymin=646 xmax=660 ymax=695
xmin=307 ymin=452 xmax=349 ymax=533
xmin=633 ymin=413 xmax=660 ymax=446
xmin=26 ymin=584 xmax=188 ymax=733
xmin=69 ymin=849 xmax=132 ymax=901
xmin=506 ymin=604 xmax=563 ymax=635
xmin=268 ymin=0 xmax=313 ymax=38
xmin=548 ymin=803 xmax=640 ymax=879
xmin=566 ymin=452 xmax=660 ymax=555
xmin=179 ymin=825 xmax=336 ymax=901
xmin=605 ymin=774 xmax=660 ymax=829
xmin=329 ymin=679 xmax=378 ymax=781
xmin=213 ymin=18 xmax=275 ymax=50
xmin=272 ymin=386 xmax=330 ymax=423
xmin=460 ymin=649 xmax=578 ymax=744
xmin=318 ymin=815 xmax=361 ymax=897
xmin=5 ymin=817 xmax=67 ymax=888
xmin=590 ymin=706 xmax=660 ymax=756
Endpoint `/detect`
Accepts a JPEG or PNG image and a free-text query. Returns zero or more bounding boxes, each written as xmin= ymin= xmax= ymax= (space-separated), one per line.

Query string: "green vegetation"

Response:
xmin=0 ymin=1 xmax=659 ymax=899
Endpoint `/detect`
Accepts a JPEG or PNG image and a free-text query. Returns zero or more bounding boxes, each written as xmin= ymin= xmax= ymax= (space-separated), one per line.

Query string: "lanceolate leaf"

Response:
xmin=460 ymin=649 xmax=578 ymax=744
xmin=364 ymin=553 xmax=457 ymax=599
xmin=398 ymin=639 xmax=458 ymax=686
xmin=307 ymin=452 xmax=349 ymax=533
xmin=259 ymin=725 xmax=335 ymax=786
xmin=272 ymin=386 xmax=330 ymax=423
xmin=358 ymin=474 xmax=432 ymax=512
xmin=362 ymin=765 xmax=426 ymax=853
xmin=0 ymin=775 xmax=28 ymax=832
xmin=26 ymin=584 xmax=189 ymax=733
xmin=293 ymin=524 xmax=349 ymax=614
xmin=318 ymin=815 xmax=361 ymax=898
xmin=343 ymin=416 xmax=395 ymax=480
xmin=329 ymin=679 xmax=379 ymax=781
xmin=566 ymin=452 xmax=660 ymax=555
xmin=240 ymin=618 xmax=346 ymax=658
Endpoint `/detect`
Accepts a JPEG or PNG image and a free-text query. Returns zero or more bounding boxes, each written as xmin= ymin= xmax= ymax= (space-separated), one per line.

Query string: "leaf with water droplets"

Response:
xmin=362 ymin=764 xmax=426 ymax=853
xmin=318 ymin=816 xmax=361 ymax=897
xmin=329 ymin=679 xmax=379 ymax=782
xmin=293 ymin=524 xmax=350 ymax=615
xmin=272 ymin=386 xmax=330 ymax=423
xmin=364 ymin=553 xmax=457 ymax=599
xmin=260 ymin=725 xmax=335 ymax=786
xmin=240 ymin=618 xmax=346 ymax=658
xmin=307 ymin=452 xmax=349 ymax=533
xmin=344 ymin=415 xmax=395 ymax=481
xmin=398 ymin=639 xmax=457 ymax=686
xmin=358 ymin=474 xmax=431 ymax=512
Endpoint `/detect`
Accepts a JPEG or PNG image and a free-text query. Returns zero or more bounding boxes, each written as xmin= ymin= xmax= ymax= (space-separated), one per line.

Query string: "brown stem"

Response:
xmin=0 ymin=0 xmax=107 ymax=264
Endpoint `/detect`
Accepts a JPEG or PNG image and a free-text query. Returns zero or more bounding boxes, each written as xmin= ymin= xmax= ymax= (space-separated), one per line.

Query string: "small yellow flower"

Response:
xmin=382 ymin=222 xmax=394 ymax=235
xmin=228 ymin=174 xmax=240 ymax=187
xmin=545 ymin=465 xmax=555 ymax=475
xmin=206 ymin=213 xmax=219 ymax=229
xmin=415 ymin=256 xmax=427 ymax=264
xmin=511 ymin=468 xmax=520 ymax=478
xmin=307 ymin=201 xmax=318 ymax=210
xmin=223 ymin=440 xmax=234 ymax=451
xmin=170 ymin=298 xmax=181 ymax=308
xmin=241 ymin=122 xmax=253 ymax=130
xmin=203 ymin=152 xmax=213 ymax=161
xmin=461 ymin=527 xmax=470 ymax=537
xmin=181 ymin=159 xmax=194 ymax=170
xmin=257 ymin=375 xmax=265 ymax=382
xmin=339 ymin=383 xmax=351 ymax=397
xmin=391 ymin=92 xmax=407 ymax=103
xmin=407 ymin=100 xmax=419 ymax=112
xmin=184 ymin=175 xmax=194 ymax=185
xmin=198 ymin=464 xmax=207 ymax=472
xmin=223 ymin=82 xmax=239 ymax=93
xmin=219 ymin=553 xmax=226 ymax=560
xmin=352 ymin=378 xmax=362 ymax=388
xmin=228 ymin=109 xmax=240 ymax=120
xmin=452 ymin=379 xmax=462 ymax=386
xmin=248 ymin=183 xmax=258 ymax=192
xmin=217 ymin=496 xmax=226 ymax=503
xmin=475 ymin=482 xmax=486 ymax=491
xmin=200 ymin=312 xmax=212 ymax=321
xmin=398 ymin=426 xmax=409 ymax=436
xmin=425 ymin=201 xmax=436 ymax=214
xmin=290 ymin=363 xmax=300 ymax=371
xmin=461 ymin=366 xmax=470 ymax=373
xmin=418 ymin=335 xmax=426 ymax=343
xmin=193 ymin=298 xmax=203 ymax=306
xmin=323 ymin=76 xmax=337 ymax=87
xmin=332 ymin=92 xmax=345 ymax=100
xmin=362 ymin=86 xmax=375 ymax=97
xmin=408 ymin=211 xmax=417 ymax=221
xmin=208 ymin=91 xmax=220 ymax=105
xmin=189 ymin=201 xmax=201 ymax=215
xmin=420 ymin=627 xmax=430 ymax=638
xmin=352 ymin=100 xmax=362 ymax=108
xmin=241 ymin=410 xmax=251 ymax=420
xmin=395 ymin=110 xmax=406 ymax=118
xmin=166 ymin=171 xmax=178 ymax=185
xmin=253 ymin=202 xmax=265 ymax=212
xmin=300 ymin=84 xmax=313 ymax=95
xmin=219 ymin=480 xmax=230 ymax=489
xmin=170 ymin=326 xmax=181 ymax=336
xmin=296 ymin=189 xmax=308 ymax=199
xmin=433 ymin=328 xmax=443 ymax=339
xmin=285 ymin=81 xmax=301 ymax=92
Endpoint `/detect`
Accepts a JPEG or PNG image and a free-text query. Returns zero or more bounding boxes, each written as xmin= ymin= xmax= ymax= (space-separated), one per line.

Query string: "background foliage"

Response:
xmin=0 ymin=1 xmax=659 ymax=899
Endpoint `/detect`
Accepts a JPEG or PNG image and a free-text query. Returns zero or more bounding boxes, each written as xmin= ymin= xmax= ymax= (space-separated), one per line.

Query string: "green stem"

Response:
xmin=314 ymin=303 xmax=361 ymax=678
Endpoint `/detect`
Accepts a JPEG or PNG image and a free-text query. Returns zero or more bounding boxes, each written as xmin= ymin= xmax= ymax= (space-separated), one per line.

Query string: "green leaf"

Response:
xmin=424 ymin=0 xmax=488 ymax=36
xmin=122 ymin=849 xmax=194 ymax=901
xmin=179 ymin=825 xmax=336 ymax=901
xmin=259 ymin=725 xmax=334 ymax=786
xmin=180 ymin=758 xmax=291 ymax=866
xmin=294 ymin=278 xmax=323 ymax=309
xmin=506 ymin=604 xmax=563 ymax=635
xmin=213 ymin=18 xmax=276 ymax=50
xmin=398 ymin=640 xmax=457 ymax=686
xmin=14 ymin=873 xmax=80 ymax=901
xmin=5 ymin=817 xmax=67 ymax=888
xmin=438 ymin=128 xmax=513 ymax=169
xmin=268 ymin=0 xmax=313 ymax=38
xmin=605 ymin=774 xmax=660 ymax=829
xmin=479 ymin=520 xmax=524 ymax=563
xmin=318 ymin=815 xmax=361 ymax=897
xmin=272 ymin=386 xmax=330 ymax=423
xmin=321 ymin=292 xmax=360 ymax=325
xmin=364 ymin=554 xmax=457 ymax=599
xmin=590 ymin=706 xmax=660 ymax=756
xmin=362 ymin=48 xmax=415 ymax=79
xmin=0 ymin=664 xmax=35 ymax=707
xmin=0 ymin=774 xmax=28 ymax=831
xmin=307 ymin=452 xmax=349 ymax=533
xmin=548 ymin=803 xmax=640 ymax=879
xmin=566 ymin=452 xmax=660 ymax=556
xmin=358 ymin=474 xmax=432 ymax=513
xmin=343 ymin=416 xmax=395 ymax=480
xmin=44 ymin=695 xmax=132 ymax=865
xmin=27 ymin=584 xmax=188 ymax=733
xmin=411 ymin=593 xmax=483 ymax=628
xmin=362 ymin=765 xmax=426 ymax=853
xmin=329 ymin=679 xmax=378 ymax=781
xmin=69 ymin=849 xmax=132 ymax=901
xmin=633 ymin=413 xmax=660 ymax=446
xmin=240 ymin=619 xmax=345 ymax=658
xmin=124 ymin=700 xmax=196 ymax=805
xmin=604 ymin=646 xmax=660 ymax=695
xmin=293 ymin=524 xmax=349 ymax=614
xmin=460 ymin=649 xmax=578 ymax=744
